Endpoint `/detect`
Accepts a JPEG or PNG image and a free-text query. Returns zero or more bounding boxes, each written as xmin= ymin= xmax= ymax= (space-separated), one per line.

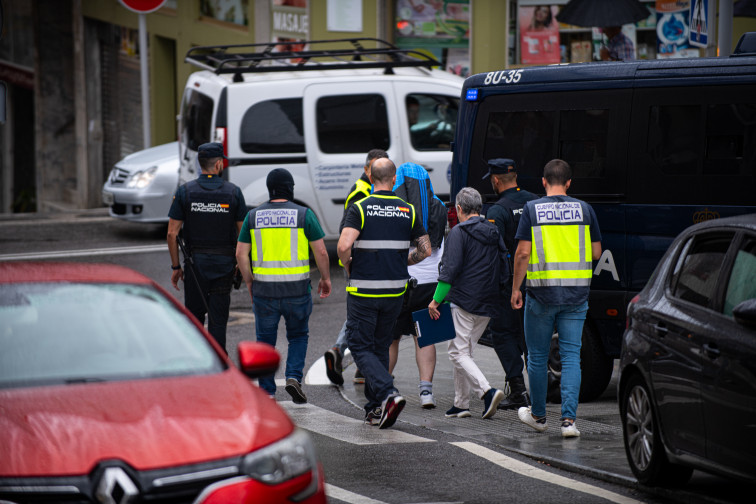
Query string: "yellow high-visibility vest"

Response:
xmin=526 ymin=223 xmax=592 ymax=288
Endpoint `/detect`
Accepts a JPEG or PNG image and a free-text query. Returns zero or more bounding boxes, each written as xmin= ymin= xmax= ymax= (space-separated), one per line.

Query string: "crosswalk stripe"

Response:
xmin=451 ymin=442 xmax=645 ymax=504
xmin=279 ymin=402 xmax=434 ymax=445
xmin=325 ymin=484 xmax=388 ymax=504
xmin=0 ymin=244 xmax=167 ymax=261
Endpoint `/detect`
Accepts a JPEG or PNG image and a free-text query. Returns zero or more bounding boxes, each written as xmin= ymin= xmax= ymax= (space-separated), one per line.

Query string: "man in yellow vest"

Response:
xmin=511 ymin=159 xmax=602 ymax=438
xmin=337 ymin=158 xmax=431 ymax=429
xmin=236 ymin=168 xmax=332 ymax=403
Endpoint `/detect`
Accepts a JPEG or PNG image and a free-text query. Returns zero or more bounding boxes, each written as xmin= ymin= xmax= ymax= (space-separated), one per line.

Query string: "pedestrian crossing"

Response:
xmin=279 ymin=402 xmax=435 ymax=445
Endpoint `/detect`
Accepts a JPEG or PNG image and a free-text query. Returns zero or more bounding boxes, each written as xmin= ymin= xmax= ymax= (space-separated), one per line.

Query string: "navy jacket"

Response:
xmin=438 ymin=216 xmax=510 ymax=317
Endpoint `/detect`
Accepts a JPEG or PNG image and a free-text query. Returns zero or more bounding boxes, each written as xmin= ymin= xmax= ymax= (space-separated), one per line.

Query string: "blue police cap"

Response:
xmin=482 ymin=158 xmax=516 ymax=179
xmin=197 ymin=142 xmax=227 ymax=160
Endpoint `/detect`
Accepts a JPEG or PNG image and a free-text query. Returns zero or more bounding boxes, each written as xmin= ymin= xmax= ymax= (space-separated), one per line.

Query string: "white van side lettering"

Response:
xmin=594 ymin=249 xmax=619 ymax=282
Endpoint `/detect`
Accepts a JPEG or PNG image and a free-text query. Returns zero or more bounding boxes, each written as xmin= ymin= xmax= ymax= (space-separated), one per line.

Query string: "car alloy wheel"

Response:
xmin=621 ymin=374 xmax=693 ymax=486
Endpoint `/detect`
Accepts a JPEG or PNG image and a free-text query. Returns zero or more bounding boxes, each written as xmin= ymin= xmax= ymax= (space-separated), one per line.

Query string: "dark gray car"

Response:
xmin=618 ymin=213 xmax=756 ymax=486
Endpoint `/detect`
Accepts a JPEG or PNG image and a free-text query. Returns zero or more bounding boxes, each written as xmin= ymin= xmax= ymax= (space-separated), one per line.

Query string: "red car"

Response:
xmin=0 ymin=262 xmax=326 ymax=504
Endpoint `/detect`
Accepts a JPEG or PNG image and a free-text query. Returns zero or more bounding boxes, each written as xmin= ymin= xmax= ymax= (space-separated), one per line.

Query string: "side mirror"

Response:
xmin=237 ymin=341 xmax=280 ymax=379
xmin=733 ymin=299 xmax=756 ymax=329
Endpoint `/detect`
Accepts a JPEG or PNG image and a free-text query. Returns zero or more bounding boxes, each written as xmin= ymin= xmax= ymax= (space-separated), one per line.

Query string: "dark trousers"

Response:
xmin=346 ymin=294 xmax=403 ymax=412
xmin=490 ymin=285 xmax=527 ymax=381
xmin=184 ymin=266 xmax=233 ymax=353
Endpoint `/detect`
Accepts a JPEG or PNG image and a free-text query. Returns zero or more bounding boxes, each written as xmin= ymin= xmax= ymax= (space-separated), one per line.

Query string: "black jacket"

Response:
xmin=438 ymin=216 xmax=510 ymax=317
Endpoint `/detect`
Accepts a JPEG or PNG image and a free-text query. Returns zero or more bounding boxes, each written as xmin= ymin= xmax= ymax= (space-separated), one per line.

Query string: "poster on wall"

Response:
xmin=271 ymin=0 xmax=309 ymax=61
xmin=200 ymin=0 xmax=249 ymax=26
xmin=395 ymin=0 xmax=470 ymax=45
xmin=655 ymin=0 xmax=698 ymax=58
xmin=518 ymin=5 xmax=560 ymax=65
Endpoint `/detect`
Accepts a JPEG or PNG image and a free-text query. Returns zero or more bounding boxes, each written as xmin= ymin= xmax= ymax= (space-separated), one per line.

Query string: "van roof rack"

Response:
xmin=185 ymin=38 xmax=440 ymax=78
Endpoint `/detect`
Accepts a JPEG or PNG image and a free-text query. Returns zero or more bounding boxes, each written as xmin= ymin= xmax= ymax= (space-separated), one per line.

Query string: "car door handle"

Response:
xmin=652 ymin=323 xmax=668 ymax=337
xmin=702 ymin=343 xmax=720 ymax=360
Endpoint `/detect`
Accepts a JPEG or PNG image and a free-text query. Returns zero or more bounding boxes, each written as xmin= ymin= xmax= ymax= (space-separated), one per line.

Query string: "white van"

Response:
xmin=178 ymin=39 xmax=464 ymax=240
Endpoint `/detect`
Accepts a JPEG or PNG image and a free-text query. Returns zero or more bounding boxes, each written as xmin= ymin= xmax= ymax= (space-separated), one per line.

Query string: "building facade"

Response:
xmin=0 ymin=0 xmax=753 ymax=214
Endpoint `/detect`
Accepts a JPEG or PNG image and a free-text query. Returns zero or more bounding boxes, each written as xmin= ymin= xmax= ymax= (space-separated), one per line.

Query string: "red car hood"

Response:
xmin=0 ymin=370 xmax=294 ymax=476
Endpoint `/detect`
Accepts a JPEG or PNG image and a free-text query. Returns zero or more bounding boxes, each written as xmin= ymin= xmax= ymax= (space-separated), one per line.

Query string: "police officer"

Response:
xmin=325 ymin=148 xmax=388 ymax=387
xmin=337 ymin=158 xmax=431 ymax=429
xmin=511 ymin=159 xmax=602 ymax=438
xmin=483 ymin=158 xmax=538 ymax=410
xmin=235 ymin=168 xmax=331 ymax=403
xmin=167 ymin=142 xmax=247 ymax=353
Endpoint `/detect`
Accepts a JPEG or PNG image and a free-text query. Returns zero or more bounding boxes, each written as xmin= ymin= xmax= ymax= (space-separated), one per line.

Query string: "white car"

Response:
xmin=102 ymin=141 xmax=180 ymax=223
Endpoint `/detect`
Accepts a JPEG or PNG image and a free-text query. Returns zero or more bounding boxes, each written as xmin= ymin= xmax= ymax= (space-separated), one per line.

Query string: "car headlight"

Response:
xmin=241 ymin=428 xmax=318 ymax=485
xmin=126 ymin=166 xmax=158 ymax=189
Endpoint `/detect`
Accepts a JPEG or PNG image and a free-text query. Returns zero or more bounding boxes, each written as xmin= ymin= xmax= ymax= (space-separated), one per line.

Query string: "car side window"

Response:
xmin=670 ymin=234 xmax=733 ymax=308
xmin=406 ymin=94 xmax=459 ymax=151
xmin=723 ymin=237 xmax=756 ymax=317
xmin=316 ymin=94 xmax=389 ymax=154
xmin=240 ymin=98 xmax=304 ymax=153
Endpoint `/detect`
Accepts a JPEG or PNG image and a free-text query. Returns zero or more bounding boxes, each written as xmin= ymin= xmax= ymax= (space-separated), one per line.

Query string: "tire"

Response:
xmin=546 ymin=323 xmax=614 ymax=403
xmin=620 ymin=373 xmax=693 ymax=486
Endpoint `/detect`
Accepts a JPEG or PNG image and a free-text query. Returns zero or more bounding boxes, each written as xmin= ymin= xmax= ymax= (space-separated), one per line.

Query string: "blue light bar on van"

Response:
xmin=466 ymin=88 xmax=478 ymax=101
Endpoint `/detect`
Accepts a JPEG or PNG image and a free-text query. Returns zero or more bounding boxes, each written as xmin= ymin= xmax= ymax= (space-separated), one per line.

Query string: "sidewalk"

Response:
xmin=333 ymin=337 xmax=635 ymax=486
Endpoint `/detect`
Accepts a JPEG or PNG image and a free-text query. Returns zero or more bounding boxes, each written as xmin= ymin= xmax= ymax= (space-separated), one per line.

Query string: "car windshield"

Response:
xmin=0 ymin=282 xmax=225 ymax=388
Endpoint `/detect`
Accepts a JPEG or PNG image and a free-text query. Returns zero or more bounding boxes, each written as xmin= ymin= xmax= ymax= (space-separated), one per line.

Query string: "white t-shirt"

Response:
xmin=408 ymin=239 xmax=444 ymax=285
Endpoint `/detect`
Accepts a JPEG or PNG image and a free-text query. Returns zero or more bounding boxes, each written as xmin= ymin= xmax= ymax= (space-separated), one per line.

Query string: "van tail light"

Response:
xmin=626 ymin=294 xmax=640 ymax=330
xmin=215 ymin=127 xmax=228 ymax=168
xmin=447 ymin=204 xmax=458 ymax=229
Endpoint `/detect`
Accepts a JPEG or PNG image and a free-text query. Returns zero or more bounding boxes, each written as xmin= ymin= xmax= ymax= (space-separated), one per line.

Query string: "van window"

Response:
xmin=180 ymin=90 xmax=214 ymax=151
xmin=240 ymin=98 xmax=304 ymax=154
xmin=316 ymin=94 xmax=389 ymax=154
xmin=406 ymin=94 xmax=459 ymax=151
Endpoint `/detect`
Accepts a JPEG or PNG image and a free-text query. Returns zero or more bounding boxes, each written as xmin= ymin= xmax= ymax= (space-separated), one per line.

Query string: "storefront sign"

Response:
xmin=689 ymin=0 xmax=711 ymax=48
xmin=656 ymin=0 xmax=698 ymax=58
xmin=519 ymin=5 xmax=560 ymax=65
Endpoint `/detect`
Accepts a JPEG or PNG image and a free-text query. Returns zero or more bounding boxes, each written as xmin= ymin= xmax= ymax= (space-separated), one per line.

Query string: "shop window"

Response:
xmin=316 ymin=94 xmax=389 ymax=154
xmin=406 ymin=94 xmax=459 ymax=151
xmin=199 ymin=0 xmax=249 ymax=27
xmin=240 ymin=99 xmax=304 ymax=154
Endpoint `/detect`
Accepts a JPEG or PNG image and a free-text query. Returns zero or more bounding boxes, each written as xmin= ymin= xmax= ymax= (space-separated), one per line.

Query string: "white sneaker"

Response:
xmin=419 ymin=390 xmax=436 ymax=409
xmin=561 ymin=420 xmax=580 ymax=438
xmin=518 ymin=406 xmax=548 ymax=432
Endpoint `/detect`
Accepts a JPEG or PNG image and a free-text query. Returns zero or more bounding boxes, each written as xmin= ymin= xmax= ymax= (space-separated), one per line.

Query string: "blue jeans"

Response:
xmin=345 ymin=294 xmax=403 ymax=412
xmin=524 ymin=297 xmax=588 ymax=420
xmin=253 ymin=294 xmax=312 ymax=395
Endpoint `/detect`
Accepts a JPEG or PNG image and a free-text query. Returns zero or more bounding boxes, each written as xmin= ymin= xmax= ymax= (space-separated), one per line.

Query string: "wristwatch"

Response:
xmin=171 ymin=265 xmax=182 ymax=270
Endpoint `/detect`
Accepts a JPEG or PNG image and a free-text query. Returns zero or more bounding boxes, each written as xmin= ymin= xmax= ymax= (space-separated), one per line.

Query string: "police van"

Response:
xmin=449 ymin=33 xmax=756 ymax=401
xmin=178 ymin=38 xmax=463 ymax=240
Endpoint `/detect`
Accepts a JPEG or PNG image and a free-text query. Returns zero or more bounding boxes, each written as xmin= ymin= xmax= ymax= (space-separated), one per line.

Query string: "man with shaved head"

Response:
xmin=337 ymin=157 xmax=431 ymax=429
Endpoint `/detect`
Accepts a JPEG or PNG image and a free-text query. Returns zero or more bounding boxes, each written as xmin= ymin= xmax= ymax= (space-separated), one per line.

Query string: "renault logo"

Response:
xmin=95 ymin=467 xmax=138 ymax=504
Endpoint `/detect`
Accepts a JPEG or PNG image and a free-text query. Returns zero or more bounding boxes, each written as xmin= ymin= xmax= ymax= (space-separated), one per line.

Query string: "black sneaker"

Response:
xmin=482 ymin=388 xmax=504 ymax=419
xmin=378 ymin=394 xmax=406 ymax=429
xmin=285 ymin=378 xmax=307 ymax=404
xmin=445 ymin=406 xmax=471 ymax=418
xmin=324 ymin=347 xmax=344 ymax=386
xmin=353 ymin=368 xmax=365 ymax=384
xmin=365 ymin=407 xmax=382 ymax=426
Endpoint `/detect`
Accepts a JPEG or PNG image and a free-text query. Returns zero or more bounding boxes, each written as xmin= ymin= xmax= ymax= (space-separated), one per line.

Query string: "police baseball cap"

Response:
xmin=482 ymin=158 xmax=516 ymax=179
xmin=197 ymin=142 xmax=227 ymax=160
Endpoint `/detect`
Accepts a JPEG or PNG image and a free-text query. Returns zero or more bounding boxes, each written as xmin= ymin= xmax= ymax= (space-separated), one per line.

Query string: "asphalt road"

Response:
xmin=1 ymin=209 xmax=753 ymax=504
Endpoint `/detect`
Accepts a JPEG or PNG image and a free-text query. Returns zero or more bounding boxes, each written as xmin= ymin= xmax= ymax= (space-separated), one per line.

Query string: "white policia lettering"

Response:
xmin=534 ymin=202 xmax=583 ymax=224
xmin=190 ymin=202 xmax=229 ymax=213
xmin=256 ymin=208 xmax=298 ymax=228
xmin=365 ymin=204 xmax=410 ymax=219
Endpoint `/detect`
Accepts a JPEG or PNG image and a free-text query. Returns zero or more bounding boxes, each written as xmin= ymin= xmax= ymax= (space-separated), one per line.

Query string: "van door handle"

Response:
xmin=652 ymin=323 xmax=668 ymax=337
xmin=702 ymin=343 xmax=720 ymax=360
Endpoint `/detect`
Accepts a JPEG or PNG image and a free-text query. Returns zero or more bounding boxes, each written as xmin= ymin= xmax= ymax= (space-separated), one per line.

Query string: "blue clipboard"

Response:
xmin=412 ymin=303 xmax=456 ymax=348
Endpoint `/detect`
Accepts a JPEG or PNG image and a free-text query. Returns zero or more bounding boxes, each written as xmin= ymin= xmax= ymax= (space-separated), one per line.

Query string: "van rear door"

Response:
xmin=303 ymin=82 xmax=399 ymax=237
